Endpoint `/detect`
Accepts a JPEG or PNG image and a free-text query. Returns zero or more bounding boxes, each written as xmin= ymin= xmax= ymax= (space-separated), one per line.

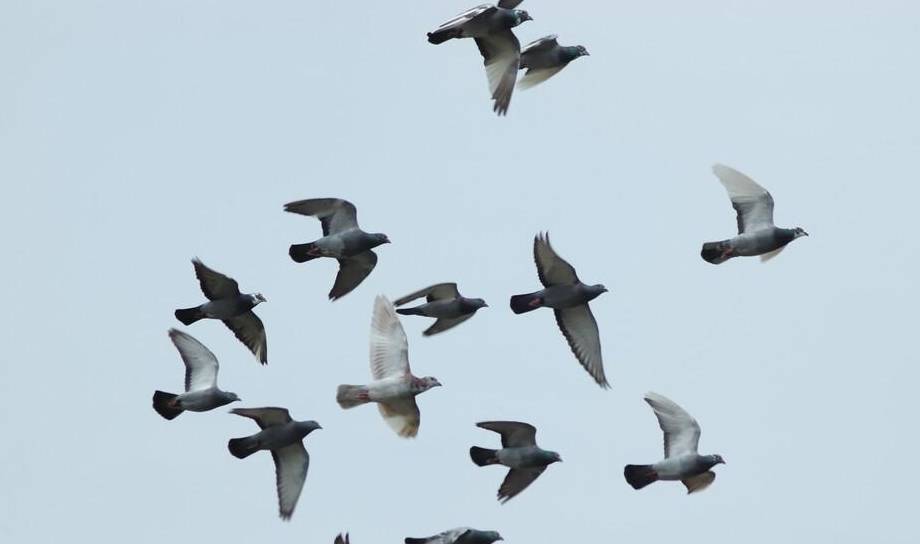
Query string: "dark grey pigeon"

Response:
xmin=509 ymin=233 xmax=609 ymax=388
xmin=518 ymin=35 xmax=589 ymax=89
xmin=152 ymin=329 xmax=240 ymax=420
xmin=174 ymin=258 xmax=267 ymax=364
xmin=405 ymin=528 xmax=503 ymax=544
xmin=335 ymin=534 xmax=350 ymax=544
xmin=227 ymin=407 xmax=321 ymax=520
xmin=470 ymin=421 xmax=561 ymax=503
xmin=284 ymin=198 xmax=390 ymax=300
xmin=701 ymin=163 xmax=808 ymax=264
xmin=427 ymin=1 xmax=533 ymax=115
xmin=394 ymin=283 xmax=488 ymax=336
xmin=624 ymin=392 xmax=725 ymax=494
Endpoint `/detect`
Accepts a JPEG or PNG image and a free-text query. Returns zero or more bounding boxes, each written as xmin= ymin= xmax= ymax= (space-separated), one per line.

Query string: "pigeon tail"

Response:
xmin=470 ymin=446 xmax=500 ymax=466
xmin=174 ymin=306 xmax=204 ymax=325
xmin=624 ymin=464 xmax=659 ymax=490
xmin=395 ymin=306 xmax=424 ymax=316
xmin=510 ymin=292 xmax=543 ymax=314
xmin=152 ymin=391 xmax=183 ymax=420
xmin=427 ymin=28 xmax=462 ymax=45
xmin=289 ymin=242 xmax=322 ymax=263
xmin=700 ymin=241 xmax=732 ymax=265
xmin=336 ymin=384 xmax=370 ymax=409
xmin=227 ymin=436 xmax=259 ymax=459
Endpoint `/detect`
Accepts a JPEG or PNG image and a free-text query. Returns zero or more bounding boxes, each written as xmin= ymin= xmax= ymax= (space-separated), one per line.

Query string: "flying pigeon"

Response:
xmin=152 ymin=328 xmax=241 ymax=420
xmin=427 ymin=1 xmax=533 ymax=115
xmin=335 ymin=534 xmax=350 ymax=544
xmin=394 ymin=283 xmax=488 ymax=336
xmin=227 ymin=407 xmax=321 ymax=520
xmin=518 ymin=35 xmax=589 ymax=89
xmin=624 ymin=392 xmax=725 ymax=493
xmin=405 ymin=528 xmax=503 ymax=544
xmin=336 ymin=295 xmax=442 ymax=438
xmin=284 ymin=198 xmax=390 ymax=300
xmin=701 ymin=163 xmax=808 ymax=264
xmin=174 ymin=258 xmax=267 ymax=364
xmin=509 ymin=232 xmax=609 ymax=388
xmin=470 ymin=421 xmax=561 ymax=503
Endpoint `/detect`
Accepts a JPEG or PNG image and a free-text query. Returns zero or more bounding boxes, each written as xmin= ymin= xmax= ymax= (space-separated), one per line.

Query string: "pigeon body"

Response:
xmin=394 ymin=283 xmax=487 ymax=336
xmin=336 ymin=295 xmax=442 ymax=437
xmin=427 ymin=2 xmax=532 ymax=115
xmin=284 ymin=198 xmax=390 ymax=300
xmin=174 ymin=258 xmax=267 ymax=364
xmin=152 ymin=329 xmax=240 ymax=420
xmin=509 ymin=232 xmax=609 ymax=387
xmin=227 ymin=407 xmax=321 ymax=520
xmin=470 ymin=421 xmax=560 ymax=503
xmin=623 ymin=392 xmax=725 ymax=494
xmin=405 ymin=528 xmax=503 ymax=544
xmin=701 ymin=164 xmax=808 ymax=264
xmin=519 ymin=35 xmax=588 ymax=89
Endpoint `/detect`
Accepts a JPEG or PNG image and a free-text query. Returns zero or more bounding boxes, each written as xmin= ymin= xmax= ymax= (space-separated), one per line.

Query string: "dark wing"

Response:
xmin=424 ymin=313 xmax=475 ymax=336
xmin=498 ymin=0 xmax=525 ymax=8
xmin=476 ymin=421 xmax=537 ymax=447
xmin=682 ymin=471 xmax=716 ymax=494
xmin=329 ymin=250 xmax=377 ymax=300
xmin=393 ymin=283 xmax=460 ymax=305
xmin=432 ymin=5 xmax=495 ymax=34
xmin=223 ymin=311 xmax=267 ymax=365
xmin=334 ymin=534 xmax=350 ymax=544
xmin=168 ymin=329 xmax=219 ymax=392
xmin=192 ymin=258 xmax=240 ymax=300
xmin=498 ymin=467 xmax=546 ymax=503
xmin=272 ymin=442 xmax=309 ymax=520
xmin=230 ymin=407 xmax=292 ymax=429
xmin=554 ymin=305 xmax=608 ymax=388
xmin=712 ymin=164 xmax=775 ymax=234
xmin=533 ymin=232 xmax=579 ymax=286
xmin=283 ymin=198 xmax=359 ymax=235
xmin=521 ymin=34 xmax=559 ymax=56
xmin=475 ymin=29 xmax=521 ymax=116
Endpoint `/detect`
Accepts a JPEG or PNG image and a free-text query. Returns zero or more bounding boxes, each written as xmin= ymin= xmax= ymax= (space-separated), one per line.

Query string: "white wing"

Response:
xmin=369 ymin=295 xmax=410 ymax=380
xmin=760 ymin=246 xmax=786 ymax=262
xmin=712 ymin=163 xmax=775 ymax=233
xmin=378 ymin=397 xmax=421 ymax=438
xmin=644 ymin=392 xmax=701 ymax=458
xmin=272 ymin=442 xmax=309 ymax=520
xmin=518 ymin=67 xmax=564 ymax=89
xmin=168 ymin=329 xmax=218 ymax=392
xmin=475 ymin=29 xmax=521 ymax=116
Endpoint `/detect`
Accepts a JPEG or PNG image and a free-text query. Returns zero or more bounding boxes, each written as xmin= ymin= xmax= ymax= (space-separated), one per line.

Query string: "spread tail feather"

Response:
xmin=510 ymin=292 xmax=542 ymax=314
xmin=624 ymin=464 xmax=659 ymax=490
xmin=469 ymin=446 xmax=499 ymax=466
xmin=336 ymin=384 xmax=369 ymax=409
xmin=174 ymin=307 xmax=204 ymax=326
xmin=700 ymin=241 xmax=731 ymax=265
xmin=152 ymin=391 xmax=183 ymax=420
xmin=227 ymin=436 xmax=259 ymax=459
xmin=289 ymin=242 xmax=320 ymax=263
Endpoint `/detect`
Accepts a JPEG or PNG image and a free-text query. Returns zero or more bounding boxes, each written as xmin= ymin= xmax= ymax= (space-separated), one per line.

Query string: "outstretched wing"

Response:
xmin=168 ymin=328 xmax=219 ymax=392
xmin=682 ymin=471 xmax=716 ymax=494
xmin=192 ymin=258 xmax=240 ymax=300
xmin=712 ymin=164 xmax=775 ymax=234
xmin=394 ymin=283 xmax=460 ymax=305
xmin=498 ymin=467 xmax=546 ymax=503
xmin=644 ymin=392 xmax=702 ymax=458
xmin=554 ymin=305 xmax=607 ymax=388
xmin=369 ymin=295 xmax=411 ymax=379
xmin=533 ymin=232 xmax=579 ymax=286
xmin=284 ymin=198 xmax=359 ymax=235
xmin=272 ymin=442 xmax=309 ymax=520
xmin=476 ymin=421 xmax=537 ymax=447
xmin=230 ymin=407 xmax=292 ymax=429
xmin=330 ymin=251 xmax=377 ymax=300
xmin=222 ymin=311 xmax=267 ymax=365
xmin=475 ymin=29 xmax=521 ymax=116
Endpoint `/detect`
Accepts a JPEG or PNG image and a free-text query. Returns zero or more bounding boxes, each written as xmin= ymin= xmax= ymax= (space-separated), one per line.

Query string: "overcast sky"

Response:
xmin=2 ymin=1 xmax=919 ymax=542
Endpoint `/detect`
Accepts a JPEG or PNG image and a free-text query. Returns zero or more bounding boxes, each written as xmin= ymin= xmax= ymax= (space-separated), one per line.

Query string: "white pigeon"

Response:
xmin=336 ymin=295 xmax=442 ymax=438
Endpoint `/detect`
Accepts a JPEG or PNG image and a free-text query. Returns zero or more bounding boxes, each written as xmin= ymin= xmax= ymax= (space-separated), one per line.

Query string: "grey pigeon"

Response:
xmin=470 ymin=421 xmax=561 ymax=503
xmin=624 ymin=392 xmax=725 ymax=493
xmin=394 ymin=283 xmax=488 ymax=336
xmin=284 ymin=198 xmax=390 ymax=300
xmin=701 ymin=164 xmax=808 ymax=264
xmin=152 ymin=328 xmax=241 ymax=420
xmin=427 ymin=1 xmax=533 ymax=115
xmin=227 ymin=407 xmax=321 ymax=520
xmin=336 ymin=295 xmax=442 ymax=438
xmin=174 ymin=258 xmax=267 ymax=364
xmin=509 ymin=233 xmax=609 ymax=388
xmin=335 ymin=534 xmax=350 ymax=544
xmin=518 ymin=35 xmax=588 ymax=89
xmin=405 ymin=528 xmax=503 ymax=544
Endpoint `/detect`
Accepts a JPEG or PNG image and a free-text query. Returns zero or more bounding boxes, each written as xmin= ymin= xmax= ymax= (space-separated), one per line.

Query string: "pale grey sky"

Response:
xmin=1 ymin=1 xmax=918 ymax=542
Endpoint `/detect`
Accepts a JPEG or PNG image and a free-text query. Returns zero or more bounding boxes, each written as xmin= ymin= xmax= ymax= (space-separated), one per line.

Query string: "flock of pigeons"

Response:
xmin=150 ymin=2 xmax=811 ymax=542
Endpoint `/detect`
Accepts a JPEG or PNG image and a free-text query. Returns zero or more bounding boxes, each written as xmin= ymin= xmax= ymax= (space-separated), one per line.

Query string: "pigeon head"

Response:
xmin=538 ymin=450 xmax=563 ymax=464
xmin=584 ymin=283 xmax=608 ymax=301
xmin=514 ymin=10 xmax=532 ymax=25
xmin=296 ymin=420 xmax=323 ymax=436
xmin=249 ymin=293 xmax=267 ymax=305
xmin=472 ymin=531 xmax=503 ymax=543
xmin=704 ymin=454 xmax=726 ymax=468
xmin=561 ymin=45 xmax=590 ymax=62
xmin=576 ymin=45 xmax=590 ymax=57
xmin=227 ymin=392 xmax=242 ymax=403
xmin=369 ymin=233 xmax=391 ymax=247
xmin=468 ymin=297 xmax=489 ymax=309
xmin=418 ymin=376 xmax=442 ymax=391
xmin=793 ymin=227 xmax=809 ymax=238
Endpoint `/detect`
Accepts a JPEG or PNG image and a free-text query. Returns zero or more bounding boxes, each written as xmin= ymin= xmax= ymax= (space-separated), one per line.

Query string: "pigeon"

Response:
xmin=336 ymin=295 xmax=442 ymax=438
xmin=227 ymin=407 xmax=321 ymax=520
xmin=405 ymin=528 xmax=503 ymax=544
xmin=174 ymin=258 xmax=267 ymax=364
xmin=335 ymin=534 xmax=350 ymax=544
xmin=509 ymin=233 xmax=609 ymax=388
xmin=427 ymin=1 xmax=533 ymax=115
xmin=624 ymin=392 xmax=725 ymax=493
xmin=284 ymin=198 xmax=390 ymax=300
xmin=470 ymin=421 xmax=561 ymax=503
xmin=151 ymin=329 xmax=241 ymax=420
xmin=701 ymin=163 xmax=808 ymax=264
xmin=394 ymin=283 xmax=488 ymax=336
xmin=518 ymin=35 xmax=589 ymax=89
